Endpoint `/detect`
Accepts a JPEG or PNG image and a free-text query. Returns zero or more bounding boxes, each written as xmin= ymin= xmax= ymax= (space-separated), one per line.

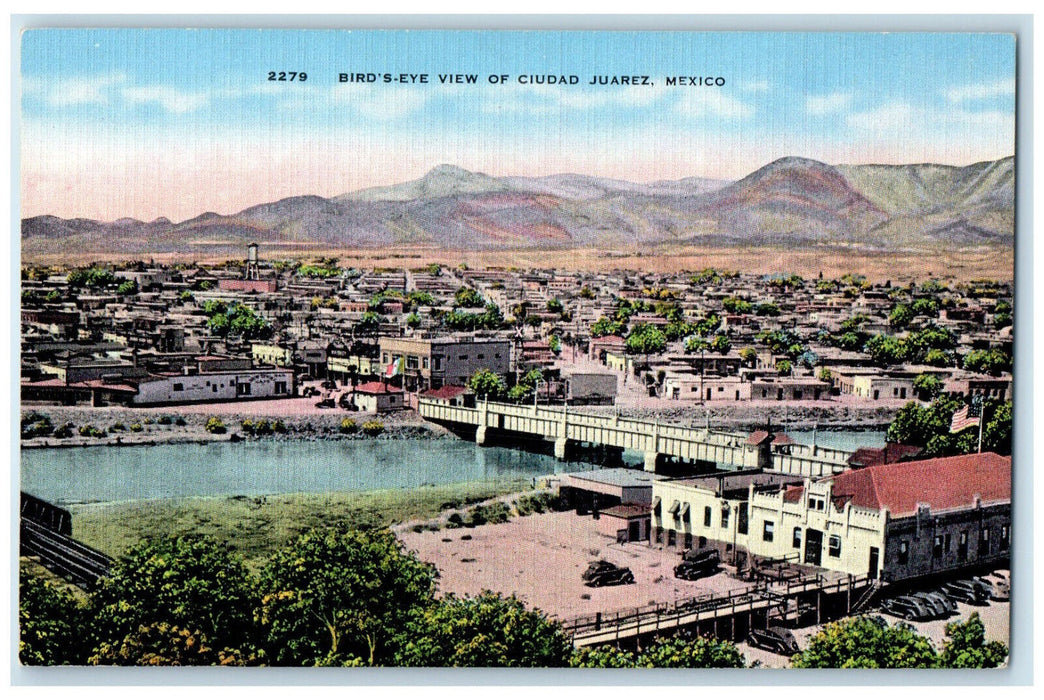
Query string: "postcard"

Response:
xmin=17 ymin=26 xmax=1015 ymax=673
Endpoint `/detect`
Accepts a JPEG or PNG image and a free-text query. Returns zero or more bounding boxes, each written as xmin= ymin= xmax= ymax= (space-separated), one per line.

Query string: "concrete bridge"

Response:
xmin=418 ymin=398 xmax=854 ymax=477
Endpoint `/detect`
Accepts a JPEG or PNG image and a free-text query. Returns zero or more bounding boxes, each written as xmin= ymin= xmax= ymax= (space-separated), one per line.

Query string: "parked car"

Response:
xmin=747 ymin=626 xmax=800 ymax=655
xmin=941 ymin=579 xmax=990 ymax=605
xmin=582 ymin=560 xmax=635 ymax=587
xmin=986 ymin=577 xmax=1010 ymax=601
xmin=674 ymin=546 xmax=721 ymax=581
xmin=918 ymin=590 xmax=958 ymax=616
xmin=908 ymin=591 xmax=954 ymax=618
xmin=880 ymin=595 xmax=935 ymax=621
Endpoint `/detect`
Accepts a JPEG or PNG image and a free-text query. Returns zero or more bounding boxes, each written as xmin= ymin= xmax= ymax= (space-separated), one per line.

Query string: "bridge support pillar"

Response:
xmin=475 ymin=425 xmax=487 ymax=446
xmin=644 ymin=451 xmax=661 ymax=472
xmin=554 ymin=437 xmax=570 ymax=461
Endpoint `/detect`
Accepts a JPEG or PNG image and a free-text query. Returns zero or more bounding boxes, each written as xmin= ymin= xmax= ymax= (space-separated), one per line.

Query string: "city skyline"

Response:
xmin=21 ymin=29 xmax=1016 ymax=221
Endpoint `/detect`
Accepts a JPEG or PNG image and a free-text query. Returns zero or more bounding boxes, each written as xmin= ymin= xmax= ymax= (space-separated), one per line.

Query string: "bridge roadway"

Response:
xmin=418 ymin=398 xmax=853 ymax=477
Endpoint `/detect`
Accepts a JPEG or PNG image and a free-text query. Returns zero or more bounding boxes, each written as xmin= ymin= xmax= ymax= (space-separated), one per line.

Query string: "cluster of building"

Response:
xmin=21 ymin=245 xmax=1011 ymax=414
xmin=558 ymin=445 xmax=1011 ymax=585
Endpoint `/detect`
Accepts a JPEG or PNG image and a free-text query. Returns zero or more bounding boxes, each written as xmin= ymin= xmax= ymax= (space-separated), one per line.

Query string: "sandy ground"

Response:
xmin=398 ymin=511 xmax=1011 ymax=668
xmin=32 ymin=244 xmax=1013 ymax=285
xmin=400 ymin=510 xmax=757 ymax=622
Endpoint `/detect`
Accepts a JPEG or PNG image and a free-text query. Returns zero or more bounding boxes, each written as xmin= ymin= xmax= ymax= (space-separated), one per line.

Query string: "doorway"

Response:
xmin=804 ymin=528 xmax=823 ymax=566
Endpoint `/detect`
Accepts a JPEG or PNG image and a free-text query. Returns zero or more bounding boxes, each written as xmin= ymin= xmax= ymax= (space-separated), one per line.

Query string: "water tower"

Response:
xmin=246 ymin=242 xmax=260 ymax=280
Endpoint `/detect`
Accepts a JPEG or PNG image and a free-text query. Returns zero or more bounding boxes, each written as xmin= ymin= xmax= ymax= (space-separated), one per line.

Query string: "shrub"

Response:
xmin=465 ymin=501 xmax=511 ymax=527
xmin=129 ymin=423 xmax=143 ymax=433
xmin=174 ymin=417 xmax=187 ymax=426
xmin=78 ymin=424 xmax=107 ymax=438
xmin=271 ymin=419 xmax=287 ymax=434
xmin=109 ymin=422 xmax=127 ymax=432
xmin=157 ymin=415 xmax=173 ymax=425
xmin=204 ymin=416 xmax=227 ymax=434
xmin=339 ymin=418 xmax=359 ymax=435
xmin=52 ymin=422 xmax=74 ymax=439
xmin=361 ymin=420 xmax=385 ymax=437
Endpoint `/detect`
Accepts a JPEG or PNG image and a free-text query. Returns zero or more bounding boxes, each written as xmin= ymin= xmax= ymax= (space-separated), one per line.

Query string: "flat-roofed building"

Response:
xmin=378 ymin=336 xmax=510 ymax=392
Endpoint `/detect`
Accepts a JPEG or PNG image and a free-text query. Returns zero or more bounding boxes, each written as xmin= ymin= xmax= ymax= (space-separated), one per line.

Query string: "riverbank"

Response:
xmin=21 ymin=399 xmax=897 ymax=450
xmin=65 ymin=479 xmax=533 ymax=570
xmin=20 ymin=404 xmax=449 ymax=449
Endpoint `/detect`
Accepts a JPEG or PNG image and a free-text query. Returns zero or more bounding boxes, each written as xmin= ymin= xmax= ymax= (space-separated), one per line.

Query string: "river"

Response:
xmin=20 ymin=430 xmax=885 ymax=506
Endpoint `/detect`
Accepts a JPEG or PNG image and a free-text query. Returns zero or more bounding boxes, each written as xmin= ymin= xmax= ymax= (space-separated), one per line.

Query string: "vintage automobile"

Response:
xmin=940 ymin=579 xmax=991 ymax=605
xmin=747 ymin=626 xmax=800 ymax=655
xmin=673 ymin=546 xmax=721 ymax=581
xmin=907 ymin=591 xmax=954 ymax=618
xmin=880 ymin=595 xmax=935 ymax=621
xmin=581 ymin=560 xmax=634 ymax=587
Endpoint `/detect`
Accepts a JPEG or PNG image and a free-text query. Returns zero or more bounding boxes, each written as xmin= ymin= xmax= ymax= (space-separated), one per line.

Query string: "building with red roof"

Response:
xmin=650 ymin=452 xmax=1011 ymax=582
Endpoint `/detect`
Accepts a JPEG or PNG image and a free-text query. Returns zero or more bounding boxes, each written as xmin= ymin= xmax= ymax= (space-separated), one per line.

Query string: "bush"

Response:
xmin=52 ymin=422 xmax=74 ymax=439
xmin=361 ymin=420 xmax=385 ymax=437
xmin=204 ymin=416 xmax=226 ymax=434
xmin=515 ymin=492 xmax=562 ymax=516
xmin=78 ymin=424 xmax=107 ymax=438
xmin=339 ymin=418 xmax=359 ymax=435
xmin=157 ymin=415 xmax=173 ymax=425
xmin=465 ymin=501 xmax=511 ymax=527
xmin=129 ymin=423 xmax=143 ymax=433
xmin=174 ymin=417 xmax=187 ymax=426
xmin=109 ymin=422 xmax=127 ymax=432
xmin=271 ymin=419 xmax=287 ymax=434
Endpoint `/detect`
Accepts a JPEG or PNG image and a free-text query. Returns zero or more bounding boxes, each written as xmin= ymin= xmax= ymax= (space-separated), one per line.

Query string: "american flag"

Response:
xmin=950 ymin=402 xmax=981 ymax=433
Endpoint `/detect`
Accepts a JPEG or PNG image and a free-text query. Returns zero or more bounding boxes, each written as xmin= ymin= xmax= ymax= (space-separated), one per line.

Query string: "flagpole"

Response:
xmin=977 ymin=399 xmax=984 ymax=453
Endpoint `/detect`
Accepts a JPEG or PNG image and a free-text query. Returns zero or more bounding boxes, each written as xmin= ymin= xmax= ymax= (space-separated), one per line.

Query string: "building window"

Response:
xmin=958 ymin=531 xmax=968 ymax=561
xmin=459 ymin=355 xmax=468 ymax=360
xmin=237 ymin=383 xmax=251 ymax=396
xmin=382 ymin=353 xmax=389 ymax=363
xmin=898 ymin=540 xmax=909 ymax=565
xmin=737 ymin=503 xmax=748 ymax=535
xmin=406 ymin=356 xmax=419 ymax=370
xmin=980 ymin=526 xmax=991 ymax=553
xmin=173 ymin=383 xmax=183 ymax=392
xmin=274 ymin=381 xmax=287 ymax=395
xmin=828 ymin=535 xmax=841 ymax=557
xmin=792 ymin=527 xmax=802 ymax=549
xmin=704 ymin=506 xmax=712 ymax=527
xmin=477 ymin=353 xmax=485 ymax=360
xmin=933 ymin=535 xmax=943 ymax=559
xmin=763 ymin=521 xmax=774 ymax=542
xmin=1001 ymin=525 xmax=1010 ymax=550
xmin=432 ymin=356 xmax=442 ymax=370
xmin=721 ymin=506 xmax=729 ymax=529
xmin=423 ymin=357 xmax=429 ymax=369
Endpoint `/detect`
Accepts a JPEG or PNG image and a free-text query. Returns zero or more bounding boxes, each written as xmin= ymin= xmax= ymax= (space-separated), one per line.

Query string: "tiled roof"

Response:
xmin=354 ymin=381 xmax=403 ymax=394
xmin=828 ymin=452 xmax=1011 ymax=516
xmin=421 ymin=385 xmax=470 ymax=399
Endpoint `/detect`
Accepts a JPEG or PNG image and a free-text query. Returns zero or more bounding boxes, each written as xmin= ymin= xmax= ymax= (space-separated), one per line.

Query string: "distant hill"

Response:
xmin=22 ymin=156 xmax=1014 ymax=257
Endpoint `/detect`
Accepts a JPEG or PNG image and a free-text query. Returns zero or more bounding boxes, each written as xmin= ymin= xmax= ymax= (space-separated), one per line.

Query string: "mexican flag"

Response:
xmin=385 ymin=356 xmax=403 ymax=378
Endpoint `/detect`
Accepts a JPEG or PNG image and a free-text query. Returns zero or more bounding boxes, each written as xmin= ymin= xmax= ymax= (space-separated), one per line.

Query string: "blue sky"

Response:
xmin=21 ymin=30 xmax=1016 ymax=220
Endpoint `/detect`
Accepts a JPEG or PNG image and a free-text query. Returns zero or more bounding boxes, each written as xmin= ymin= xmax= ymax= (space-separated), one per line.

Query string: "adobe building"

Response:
xmin=649 ymin=452 xmax=1011 ymax=582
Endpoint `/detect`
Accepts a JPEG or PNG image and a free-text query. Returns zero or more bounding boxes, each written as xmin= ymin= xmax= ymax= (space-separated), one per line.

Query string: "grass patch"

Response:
xmin=67 ymin=479 xmax=528 ymax=572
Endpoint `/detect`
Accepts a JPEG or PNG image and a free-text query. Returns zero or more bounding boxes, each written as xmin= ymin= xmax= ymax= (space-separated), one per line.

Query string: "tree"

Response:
xmin=722 ymin=296 xmax=753 ymax=314
xmin=454 ymin=286 xmax=484 ymax=308
xmin=397 ymin=592 xmax=572 ymax=667
xmin=738 ymin=347 xmax=758 ymax=367
xmin=625 ymin=324 xmax=667 ymax=357
xmin=775 ymin=359 xmax=793 ymax=376
xmin=256 ymin=527 xmax=436 ymax=666
xmin=116 ymin=280 xmax=138 ymax=296
xmin=755 ymin=301 xmax=780 ymax=317
xmin=889 ymin=303 xmax=914 ymax=329
xmin=963 ymin=349 xmax=1011 ymax=376
xmin=710 ymin=333 xmax=732 ymax=354
xmin=468 ymin=368 xmax=507 ymax=401
xmin=546 ymin=298 xmax=563 ymax=313
xmin=570 ymin=635 xmax=745 ymax=668
xmin=638 ymin=635 xmax=746 ymax=668
xmin=590 ymin=316 xmax=625 ymax=338
xmin=791 ymin=615 xmax=938 ymax=668
xmin=939 ymin=613 xmax=1008 ymax=668
xmin=19 ymin=572 xmax=89 ymax=665
xmin=863 ymin=334 xmax=909 ymax=366
xmin=87 ymin=535 xmax=257 ymax=658
xmin=89 ymin=622 xmax=251 ymax=666
xmin=913 ymin=373 xmax=943 ymax=400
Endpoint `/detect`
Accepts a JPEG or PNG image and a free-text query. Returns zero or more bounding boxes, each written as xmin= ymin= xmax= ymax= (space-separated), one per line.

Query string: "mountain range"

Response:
xmin=21 ymin=156 xmax=1014 ymax=257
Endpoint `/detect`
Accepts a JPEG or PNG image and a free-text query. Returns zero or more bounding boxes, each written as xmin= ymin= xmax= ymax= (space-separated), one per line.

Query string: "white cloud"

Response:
xmin=946 ymin=78 xmax=1016 ymax=103
xmin=673 ymin=91 xmax=753 ymax=119
xmin=276 ymin=83 xmax=429 ymax=120
xmin=122 ymin=85 xmax=208 ymax=114
xmin=847 ymin=101 xmax=1013 ymax=141
xmin=806 ymin=92 xmax=853 ymax=116
xmin=24 ymin=72 xmax=127 ymax=107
